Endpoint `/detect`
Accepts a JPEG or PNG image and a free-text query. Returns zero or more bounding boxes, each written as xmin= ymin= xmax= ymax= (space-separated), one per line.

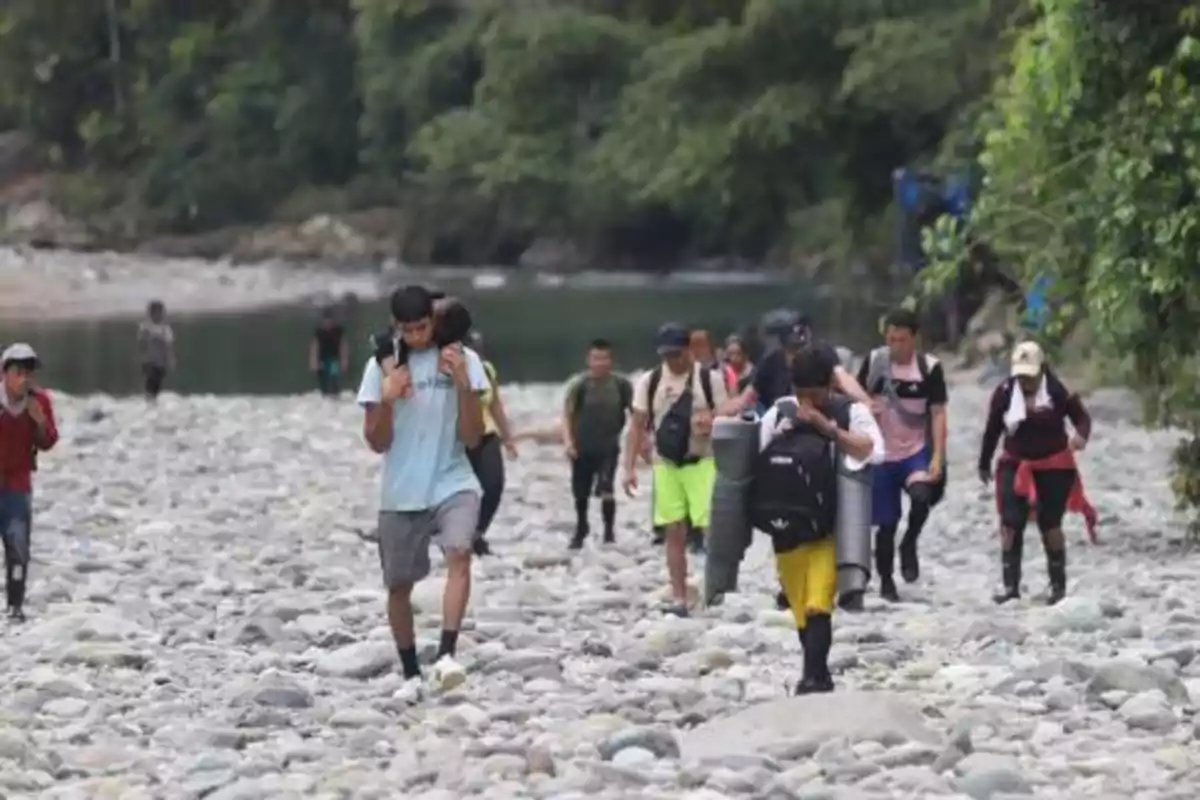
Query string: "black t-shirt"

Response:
xmin=855 ymin=351 xmax=949 ymax=406
xmin=751 ymin=341 xmax=840 ymax=407
xmin=314 ymin=324 xmax=344 ymax=362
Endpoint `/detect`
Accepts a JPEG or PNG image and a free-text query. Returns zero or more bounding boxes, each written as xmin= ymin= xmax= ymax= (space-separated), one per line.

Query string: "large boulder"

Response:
xmin=680 ymin=691 xmax=938 ymax=761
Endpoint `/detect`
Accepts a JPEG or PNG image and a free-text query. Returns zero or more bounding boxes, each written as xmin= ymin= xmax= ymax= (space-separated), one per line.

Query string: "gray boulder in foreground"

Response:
xmin=680 ymin=691 xmax=937 ymax=761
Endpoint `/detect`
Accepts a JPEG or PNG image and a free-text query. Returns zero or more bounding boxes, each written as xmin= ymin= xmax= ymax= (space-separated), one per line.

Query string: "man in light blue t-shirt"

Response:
xmin=358 ymin=285 xmax=488 ymax=687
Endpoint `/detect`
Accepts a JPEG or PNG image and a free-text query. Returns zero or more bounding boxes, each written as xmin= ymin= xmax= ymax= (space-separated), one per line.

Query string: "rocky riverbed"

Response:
xmin=2 ymin=382 xmax=1198 ymax=800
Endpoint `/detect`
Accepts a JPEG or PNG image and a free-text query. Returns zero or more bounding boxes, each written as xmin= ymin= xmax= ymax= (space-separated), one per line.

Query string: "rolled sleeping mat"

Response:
xmin=704 ymin=414 xmax=759 ymax=605
xmin=836 ymin=462 xmax=874 ymax=596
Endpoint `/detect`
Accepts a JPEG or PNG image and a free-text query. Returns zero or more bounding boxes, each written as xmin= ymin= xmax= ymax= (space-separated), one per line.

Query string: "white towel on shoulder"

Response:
xmin=1003 ymin=376 xmax=1052 ymax=434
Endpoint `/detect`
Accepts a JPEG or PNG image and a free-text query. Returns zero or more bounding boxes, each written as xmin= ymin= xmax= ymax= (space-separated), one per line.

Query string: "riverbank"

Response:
xmin=0 ymin=245 xmax=386 ymax=322
xmin=0 ymin=385 xmax=1193 ymax=798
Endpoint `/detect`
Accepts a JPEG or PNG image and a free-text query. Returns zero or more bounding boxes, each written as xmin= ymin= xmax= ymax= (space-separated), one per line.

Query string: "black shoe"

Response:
xmin=602 ymin=530 xmax=615 ymax=544
xmin=899 ymin=539 xmax=919 ymax=583
xmin=8 ymin=606 xmax=24 ymax=624
xmin=775 ymin=590 xmax=790 ymax=611
xmin=794 ymin=675 xmax=834 ymax=695
xmin=992 ymin=587 xmax=1020 ymax=605
xmin=879 ymin=578 xmax=900 ymax=603
xmin=568 ymin=532 xmax=586 ymax=550
xmin=664 ymin=603 xmax=690 ymax=618
xmin=1046 ymin=585 xmax=1066 ymax=606
xmin=837 ymin=591 xmax=865 ymax=612
xmin=472 ymin=538 xmax=492 ymax=557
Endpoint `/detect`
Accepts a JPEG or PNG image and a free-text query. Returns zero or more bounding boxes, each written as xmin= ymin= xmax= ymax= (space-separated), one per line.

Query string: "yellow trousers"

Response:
xmin=774 ymin=535 xmax=837 ymax=629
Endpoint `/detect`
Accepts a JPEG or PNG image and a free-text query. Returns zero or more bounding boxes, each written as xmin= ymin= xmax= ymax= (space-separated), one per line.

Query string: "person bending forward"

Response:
xmin=754 ymin=348 xmax=883 ymax=693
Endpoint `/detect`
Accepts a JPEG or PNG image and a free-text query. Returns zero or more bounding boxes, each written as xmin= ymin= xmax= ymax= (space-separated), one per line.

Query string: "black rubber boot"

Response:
xmin=568 ymin=523 xmax=588 ymax=550
xmin=1046 ymin=549 xmax=1067 ymax=606
xmin=795 ymin=613 xmax=834 ymax=694
xmin=992 ymin=551 xmax=1022 ymax=604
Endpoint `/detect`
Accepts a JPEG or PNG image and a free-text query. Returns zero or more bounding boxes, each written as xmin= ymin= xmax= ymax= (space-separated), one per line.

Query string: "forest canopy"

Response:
xmin=0 ymin=0 xmax=1018 ymax=267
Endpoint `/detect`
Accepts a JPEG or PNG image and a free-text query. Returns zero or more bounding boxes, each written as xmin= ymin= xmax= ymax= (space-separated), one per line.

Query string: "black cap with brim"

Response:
xmin=655 ymin=322 xmax=689 ymax=354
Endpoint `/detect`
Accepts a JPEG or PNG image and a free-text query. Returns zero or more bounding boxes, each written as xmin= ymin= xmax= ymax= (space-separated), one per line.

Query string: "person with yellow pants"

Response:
xmin=753 ymin=348 xmax=883 ymax=694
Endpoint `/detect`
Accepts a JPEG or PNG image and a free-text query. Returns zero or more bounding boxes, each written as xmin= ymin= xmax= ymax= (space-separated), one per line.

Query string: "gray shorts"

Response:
xmin=378 ymin=491 xmax=480 ymax=587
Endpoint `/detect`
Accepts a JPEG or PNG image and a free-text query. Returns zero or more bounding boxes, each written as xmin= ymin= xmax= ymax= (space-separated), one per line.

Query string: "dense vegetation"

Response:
xmin=0 ymin=0 xmax=1018 ymax=267
xmin=5 ymin=0 xmax=1200 ymax=526
xmin=922 ymin=0 xmax=1200 ymax=531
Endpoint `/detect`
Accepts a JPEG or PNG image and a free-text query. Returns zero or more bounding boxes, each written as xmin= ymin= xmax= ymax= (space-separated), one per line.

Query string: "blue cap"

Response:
xmin=656 ymin=323 xmax=689 ymax=354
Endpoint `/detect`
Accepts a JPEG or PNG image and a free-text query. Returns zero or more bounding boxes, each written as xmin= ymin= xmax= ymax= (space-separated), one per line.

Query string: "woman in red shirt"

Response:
xmin=0 ymin=343 xmax=58 ymax=622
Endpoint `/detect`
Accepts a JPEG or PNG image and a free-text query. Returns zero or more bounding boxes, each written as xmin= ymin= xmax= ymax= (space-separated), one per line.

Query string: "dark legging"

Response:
xmin=1 ymin=491 xmax=31 ymax=610
xmin=874 ymin=481 xmax=936 ymax=580
xmin=467 ymin=434 xmax=505 ymax=540
xmin=997 ymin=461 xmax=1074 ymax=592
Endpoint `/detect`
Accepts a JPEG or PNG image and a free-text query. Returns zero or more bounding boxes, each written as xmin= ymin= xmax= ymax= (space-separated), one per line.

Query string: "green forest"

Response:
xmin=0 ymin=0 xmax=1021 ymax=267
xmin=6 ymin=0 xmax=1200 ymax=527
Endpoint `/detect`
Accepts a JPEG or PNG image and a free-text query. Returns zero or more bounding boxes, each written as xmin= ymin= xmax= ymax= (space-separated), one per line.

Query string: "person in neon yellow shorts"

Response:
xmin=623 ymin=323 xmax=729 ymax=617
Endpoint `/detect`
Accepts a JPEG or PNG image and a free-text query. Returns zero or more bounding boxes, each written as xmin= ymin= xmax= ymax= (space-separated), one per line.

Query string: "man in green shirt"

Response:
xmin=562 ymin=339 xmax=634 ymax=548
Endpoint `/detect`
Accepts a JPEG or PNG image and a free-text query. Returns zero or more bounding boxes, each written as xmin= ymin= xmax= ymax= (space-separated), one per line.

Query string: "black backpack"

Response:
xmin=750 ymin=396 xmax=851 ymax=549
xmin=648 ymin=364 xmax=715 ymax=465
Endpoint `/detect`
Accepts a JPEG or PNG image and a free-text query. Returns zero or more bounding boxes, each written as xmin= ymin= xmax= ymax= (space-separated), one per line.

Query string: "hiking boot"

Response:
xmin=879 ymin=577 xmax=900 ymax=603
xmin=992 ymin=587 xmax=1020 ymax=605
xmin=899 ymin=539 xmax=920 ymax=583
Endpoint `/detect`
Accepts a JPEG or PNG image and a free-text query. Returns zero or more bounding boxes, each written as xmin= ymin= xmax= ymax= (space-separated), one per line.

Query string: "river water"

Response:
xmin=0 ymin=279 xmax=890 ymax=395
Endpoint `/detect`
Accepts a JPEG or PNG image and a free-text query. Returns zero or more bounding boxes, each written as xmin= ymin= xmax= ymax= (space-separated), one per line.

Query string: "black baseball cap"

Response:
xmin=782 ymin=315 xmax=813 ymax=348
xmin=656 ymin=323 xmax=690 ymax=355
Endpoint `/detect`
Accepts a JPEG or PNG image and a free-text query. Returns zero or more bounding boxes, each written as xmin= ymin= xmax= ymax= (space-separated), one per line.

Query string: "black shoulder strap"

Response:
xmin=828 ymin=396 xmax=852 ymax=431
xmin=570 ymin=374 xmax=587 ymax=415
xmin=916 ymin=351 xmax=930 ymax=382
xmin=698 ymin=364 xmax=714 ymax=408
xmin=619 ymin=376 xmax=633 ymax=410
xmin=647 ymin=366 xmax=663 ymax=420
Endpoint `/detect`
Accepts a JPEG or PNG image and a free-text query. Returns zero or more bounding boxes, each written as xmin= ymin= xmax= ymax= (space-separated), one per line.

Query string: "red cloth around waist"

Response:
xmin=994 ymin=448 xmax=1098 ymax=543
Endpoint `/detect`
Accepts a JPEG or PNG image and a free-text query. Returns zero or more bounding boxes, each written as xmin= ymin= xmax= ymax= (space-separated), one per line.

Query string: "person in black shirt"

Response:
xmin=310 ymin=307 xmax=349 ymax=396
xmin=721 ymin=318 xmax=871 ymax=415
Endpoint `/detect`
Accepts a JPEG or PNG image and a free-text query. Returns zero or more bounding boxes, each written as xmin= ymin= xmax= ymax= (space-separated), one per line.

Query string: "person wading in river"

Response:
xmin=464 ymin=330 xmax=517 ymax=557
xmin=0 ymin=344 xmax=58 ymax=623
xmin=854 ymin=308 xmax=949 ymax=606
xmin=310 ymin=306 xmax=349 ymax=397
xmin=624 ymin=324 xmax=728 ymax=616
xmin=979 ymin=341 xmax=1096 ymax=606
xmin=137 ymin=300 xmax=176 ymax=401
xmin=358 ymin=286 xmax=488 ymax=694
xmin=562 ymin=339 xmax=633 ymax=549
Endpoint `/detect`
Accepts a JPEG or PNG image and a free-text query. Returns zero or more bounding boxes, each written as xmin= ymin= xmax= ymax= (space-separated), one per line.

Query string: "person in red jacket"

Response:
xmin=0 ymin=343 xmax=58 ymax=622
xmin=978 ymin=341 xmax=1094 ymax=607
